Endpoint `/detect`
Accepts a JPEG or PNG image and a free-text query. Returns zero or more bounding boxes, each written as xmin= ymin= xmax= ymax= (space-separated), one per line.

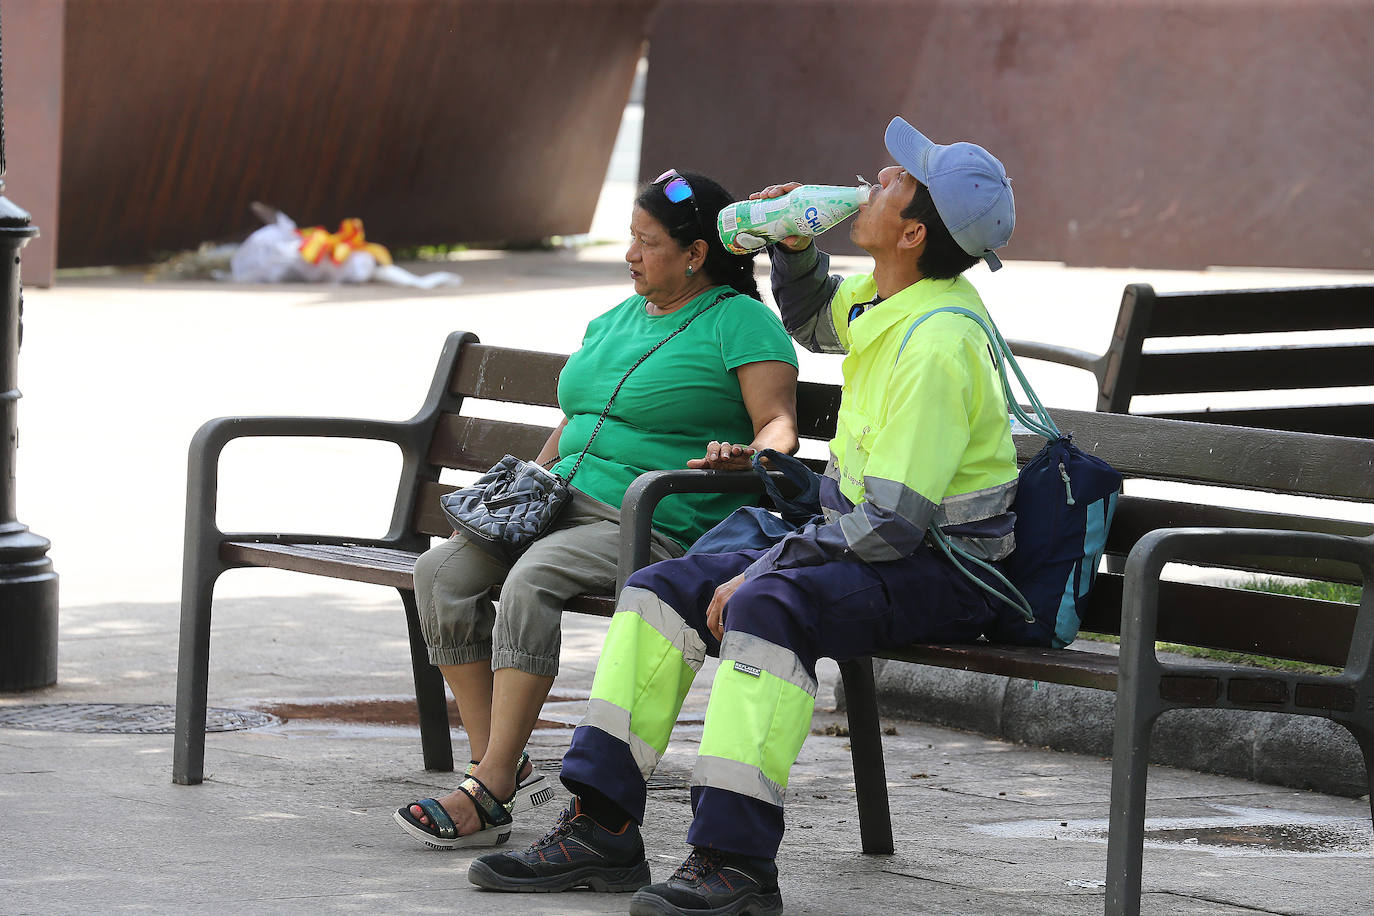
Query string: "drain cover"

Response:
xmin=0 ymin=703 xmax=279 ymax=734
xmin=972 ymin=805 xmax=1374 ymax=858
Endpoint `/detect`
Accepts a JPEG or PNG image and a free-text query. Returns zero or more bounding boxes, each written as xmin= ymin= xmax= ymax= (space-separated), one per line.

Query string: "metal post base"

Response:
xmin=0 ymin=526 xmax=58 ymax=690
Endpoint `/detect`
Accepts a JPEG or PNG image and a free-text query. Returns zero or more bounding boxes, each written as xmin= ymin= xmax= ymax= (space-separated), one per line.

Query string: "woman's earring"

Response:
xmin=685 ymin=264 xmax=695 ymax=277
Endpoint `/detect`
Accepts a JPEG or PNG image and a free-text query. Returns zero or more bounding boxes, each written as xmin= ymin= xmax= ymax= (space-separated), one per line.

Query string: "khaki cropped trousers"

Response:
xmin=412 ymin=487 xmax=684 ymax=677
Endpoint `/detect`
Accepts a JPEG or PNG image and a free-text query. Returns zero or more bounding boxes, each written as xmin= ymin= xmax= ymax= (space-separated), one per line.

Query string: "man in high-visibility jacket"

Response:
xmin=471 ymin=117 xmax=1020 ymax=916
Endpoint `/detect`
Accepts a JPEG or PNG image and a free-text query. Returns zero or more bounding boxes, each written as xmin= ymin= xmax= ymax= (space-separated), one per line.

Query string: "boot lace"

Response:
xmin=673 ymin=847 xmax=727 ymax=883
xmin=526 ymin=806 xmax=576 ymax=852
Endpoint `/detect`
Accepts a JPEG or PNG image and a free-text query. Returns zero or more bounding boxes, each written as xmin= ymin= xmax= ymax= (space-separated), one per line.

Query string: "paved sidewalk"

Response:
xmin=2 ymin=586 xmax=1372 ymax=915
xmin=2 ymin=238 xmax=1373 ymax=913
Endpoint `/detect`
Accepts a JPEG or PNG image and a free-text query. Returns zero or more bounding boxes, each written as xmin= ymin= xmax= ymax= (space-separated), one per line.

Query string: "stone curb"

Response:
xmin=836 ymin=643 xmax=1369 ymax=799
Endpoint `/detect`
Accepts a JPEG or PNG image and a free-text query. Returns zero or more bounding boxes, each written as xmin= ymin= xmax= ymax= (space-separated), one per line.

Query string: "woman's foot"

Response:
xmin=394 ymin=774 xmax=514 ymax=849
xmin=408 ymin=754 xmax=535 ymax=833
xmin=412 ymin=765 xmax=514 ymax=835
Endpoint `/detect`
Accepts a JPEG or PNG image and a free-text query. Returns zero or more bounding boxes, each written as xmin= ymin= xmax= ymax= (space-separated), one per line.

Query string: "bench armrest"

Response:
xmin=1119 ymin=526 xmax=1374 ymax=681
xmin=616 ymin=468 xmax=773 ymax=594
xmin=1007 ymin=338 xmax=1108 ymax=379
xmin=186 ymin=414 xmax=424 ymax=552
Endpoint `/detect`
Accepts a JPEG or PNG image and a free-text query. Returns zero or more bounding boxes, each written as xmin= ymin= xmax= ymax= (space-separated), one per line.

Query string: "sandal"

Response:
xmin=393 ymin=775 xmax=514 ymax=850
xmin=467 ymin=751 xmax=553 ymax=816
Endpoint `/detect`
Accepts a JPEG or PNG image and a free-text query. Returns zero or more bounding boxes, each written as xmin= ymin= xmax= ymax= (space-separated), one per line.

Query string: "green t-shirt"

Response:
xmin=553 ymin=286 xmax=798 ymax=548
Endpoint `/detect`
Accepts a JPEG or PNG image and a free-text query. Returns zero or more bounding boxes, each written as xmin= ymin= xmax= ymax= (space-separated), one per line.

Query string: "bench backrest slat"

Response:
xmin=450 ymin=344 xmax=564 ymax=405
xmin=415 ymin=480 xmax=460 ymax=538
xmin=1133 ymin=344 xmax=1374 ymax=396
xmin=1105 ymin=495 xmax=1371 ymax=584
xmin=427 ymin=415 xmax=556 ymax=471
xmin=1147 ymin=404 xmax=1374 ymax=438
xmin=1024 ymin=409 xmax=1374 ymax=501
xmin=1081 ymin=575 xmax=1358 ymax=668
xmin=1142 ymin=285 xmax=1374 ymax=338
xmin=796 ymin=381 xmax=842 ymax=440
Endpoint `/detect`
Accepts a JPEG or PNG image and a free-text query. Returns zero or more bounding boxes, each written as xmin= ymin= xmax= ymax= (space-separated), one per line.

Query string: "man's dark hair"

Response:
xmin=901 ymin=182 xmax=978 ymax=279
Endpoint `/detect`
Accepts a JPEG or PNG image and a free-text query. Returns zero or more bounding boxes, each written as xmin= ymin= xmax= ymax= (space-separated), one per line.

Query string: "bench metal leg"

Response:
xmin=173 ymin=563 xmax=219 ymax=785
xmin=399 ymin=589 xmax=454 ymax=773
xmin=1105 ymin=693 xmax=1162 ymax=916
xmin=839 ymin=656 xmax=894 ymax=854
xmin=1338 ymin=719 xmax=1374 ymax=824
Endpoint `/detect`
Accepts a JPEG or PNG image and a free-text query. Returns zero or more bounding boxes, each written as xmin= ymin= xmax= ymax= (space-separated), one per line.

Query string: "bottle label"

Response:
xmin=717 ymin=185 xmax=867 ymax=255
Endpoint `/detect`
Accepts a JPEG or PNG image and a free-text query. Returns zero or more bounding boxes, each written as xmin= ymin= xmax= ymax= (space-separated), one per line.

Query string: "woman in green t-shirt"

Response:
xmin=395 ymin=170 xmax=800 ymax=849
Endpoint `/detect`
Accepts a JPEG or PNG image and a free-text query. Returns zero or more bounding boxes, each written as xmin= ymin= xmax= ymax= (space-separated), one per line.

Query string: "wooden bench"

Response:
xmin=175 ymin=330 xmax=1374 ymax=916
xmin=1007 ymin=282 xmax=1374 ymax=436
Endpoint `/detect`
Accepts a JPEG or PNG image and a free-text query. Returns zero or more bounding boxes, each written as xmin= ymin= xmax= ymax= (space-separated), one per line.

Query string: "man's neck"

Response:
xmin=870 ymin=253 xmax=925 ymax=300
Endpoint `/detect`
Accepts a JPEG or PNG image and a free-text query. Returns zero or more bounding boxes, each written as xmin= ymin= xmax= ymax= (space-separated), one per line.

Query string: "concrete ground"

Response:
xmin=3 ymin=96 xmax=1374 ymax=914
xmin=2 ymin=586 xmax=1373 ymax=915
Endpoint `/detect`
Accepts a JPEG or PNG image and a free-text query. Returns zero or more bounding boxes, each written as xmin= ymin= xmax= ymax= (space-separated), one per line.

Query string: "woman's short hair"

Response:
xmin=901 ymin=182 xmax=979 ymax=279
xmin=635 ymin=170 xmax=760 ymax=300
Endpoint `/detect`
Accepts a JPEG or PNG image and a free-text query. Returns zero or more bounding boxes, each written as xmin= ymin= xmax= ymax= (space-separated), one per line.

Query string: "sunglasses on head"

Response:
xmin=654 ymin=168 xmax=702 ymax=227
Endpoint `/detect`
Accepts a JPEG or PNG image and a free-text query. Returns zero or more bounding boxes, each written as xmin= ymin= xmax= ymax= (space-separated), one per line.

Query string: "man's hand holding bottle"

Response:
xmin=742 ymin=182 xmax=811 ymax=252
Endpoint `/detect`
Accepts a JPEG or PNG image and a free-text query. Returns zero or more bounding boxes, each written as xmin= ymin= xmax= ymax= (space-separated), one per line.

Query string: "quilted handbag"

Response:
xmin=440 ymin=290 xmax=732 ymax=562
xmin=440 ymin=455 xmax=571 ymax=562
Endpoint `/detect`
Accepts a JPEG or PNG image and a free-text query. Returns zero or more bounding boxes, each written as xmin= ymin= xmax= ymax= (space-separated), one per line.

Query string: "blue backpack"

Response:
xmin=899 ymin=307 xmax=1122 ymax=648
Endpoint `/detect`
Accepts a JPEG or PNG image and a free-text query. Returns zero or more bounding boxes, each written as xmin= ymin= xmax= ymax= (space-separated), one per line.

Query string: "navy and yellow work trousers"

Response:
xmin=560 ymin=545 xmax=1001 ymax=859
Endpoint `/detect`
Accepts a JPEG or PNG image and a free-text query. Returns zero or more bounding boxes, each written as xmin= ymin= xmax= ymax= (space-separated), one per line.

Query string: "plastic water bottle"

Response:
xmin=717 ymin=181 xmax=872 ymax=254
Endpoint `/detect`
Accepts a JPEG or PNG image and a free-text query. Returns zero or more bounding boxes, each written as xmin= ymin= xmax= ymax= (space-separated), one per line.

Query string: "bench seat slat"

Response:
xmin=222 ymin=542 xmax=421 ymax=589
xmin=221 ymin=540 xmax=617 ymax=617
xmin=878 ymin=644 xmax=1121 ymax=691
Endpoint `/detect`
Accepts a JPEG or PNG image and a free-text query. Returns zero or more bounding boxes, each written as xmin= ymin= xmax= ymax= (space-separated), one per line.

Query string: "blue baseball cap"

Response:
xmin=884 ymin=116 xmax=1015 ymax=271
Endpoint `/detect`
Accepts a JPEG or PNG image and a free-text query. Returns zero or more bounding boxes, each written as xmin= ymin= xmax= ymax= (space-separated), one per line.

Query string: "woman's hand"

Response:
xmin=748 ymin=181 xmax=810 ymax=252
xmin=706 ymin=572 xmax=746 ymax=641
xmin=687 ymin=440 xmax=756 ymax=471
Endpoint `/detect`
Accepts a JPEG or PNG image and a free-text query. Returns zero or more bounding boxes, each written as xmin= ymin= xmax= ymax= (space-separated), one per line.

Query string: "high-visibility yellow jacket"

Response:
xmin=747 ymin=244 xmax=1019 ymax=578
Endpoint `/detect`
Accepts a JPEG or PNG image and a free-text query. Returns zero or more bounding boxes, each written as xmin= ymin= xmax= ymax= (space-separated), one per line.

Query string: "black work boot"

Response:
xmin=468 ymin=797 xmax=650 ymax=893
xmin=629 ymin=847 xmax=783 ymax=915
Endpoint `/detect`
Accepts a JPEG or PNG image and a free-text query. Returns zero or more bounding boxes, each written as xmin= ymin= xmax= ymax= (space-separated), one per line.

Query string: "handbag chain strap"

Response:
xmin=560 ymin=288 xmax=734 ymax=484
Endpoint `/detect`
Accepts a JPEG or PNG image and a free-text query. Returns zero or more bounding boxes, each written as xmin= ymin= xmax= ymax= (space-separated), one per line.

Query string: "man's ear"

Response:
xmin=897 ymin=220 xmax=927 ymax=253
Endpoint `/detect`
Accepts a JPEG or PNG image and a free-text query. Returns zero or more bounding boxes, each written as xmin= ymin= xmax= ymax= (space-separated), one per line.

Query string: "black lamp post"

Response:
xmin=0 ymin=5 xmax=58 ymax=691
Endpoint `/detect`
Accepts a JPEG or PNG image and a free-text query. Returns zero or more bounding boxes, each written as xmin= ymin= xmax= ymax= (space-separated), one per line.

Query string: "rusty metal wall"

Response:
xmin=3 ymin=1 xmax=64 ymax=287
xmin=20 ymin=0 xmax=653 ymax=268
xmin=641 ymin=0 xmax=1374 ymax=271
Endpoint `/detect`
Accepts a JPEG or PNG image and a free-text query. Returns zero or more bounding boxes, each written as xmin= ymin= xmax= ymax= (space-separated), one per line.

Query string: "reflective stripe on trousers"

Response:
xmin=694 ymin=630 xmax=817 ymax=807
xmin=582 ymin=586 xmax=705 ymax=778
